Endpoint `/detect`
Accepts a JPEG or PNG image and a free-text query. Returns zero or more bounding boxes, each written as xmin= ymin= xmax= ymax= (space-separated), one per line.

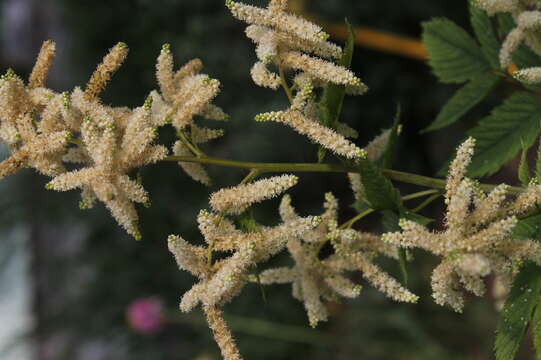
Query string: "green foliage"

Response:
xmin=518 ymin=142 xmax=532 ymax=187
xmin=422 ymin=4 xmax=505 ymax=133
xmin=318 ymin=20 xmax=355 ymax=163
xmin=512 ymin=213 xmax=541 ymax=240
xmin=532 ymin=298 xmax=541 ymax=359
xmin=469 ymin=0 xmax=501 ymax=69
xmin=357 ymin=157 xmax=402 ymax=211
xmin=495 ymin=263 xmax=541 ymax=360
xmin=422 ymin=71 xmax=500 ymax=132
xmin=497 ymin=13 xmax=515 ymax=38
xmin=422 ymin=18 xmax=489 ymax=84
xmin=467 ymin=92 xmax=541 ymax=177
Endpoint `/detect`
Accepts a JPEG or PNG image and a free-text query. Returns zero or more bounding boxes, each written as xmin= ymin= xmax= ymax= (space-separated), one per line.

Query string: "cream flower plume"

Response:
xmin=260 ymin=193 xmax=416 ymax=327
xmin=383 ymin=138 xmax=541 ymax=312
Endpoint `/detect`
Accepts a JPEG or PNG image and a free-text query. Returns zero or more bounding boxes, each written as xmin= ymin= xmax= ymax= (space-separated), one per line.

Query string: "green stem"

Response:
xmin=178 ymin=130 xmax=205 ymax=157
xmin=410 ymin=192 xmax=442 ymax=213
xmin=163 ymin=155 xmax=524 ymax=195
xmin=402 ymin=188 xmax=439 ymax=201
xmin=340 ymin=208 xmax=373 ymax=230
xmin=278 ymin=65 xmax=294 ymax=104
xmin=339 ymin=189 xmax=440 ymax=230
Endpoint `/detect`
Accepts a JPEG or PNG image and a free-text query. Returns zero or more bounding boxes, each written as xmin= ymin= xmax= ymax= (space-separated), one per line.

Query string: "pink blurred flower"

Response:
xmin=126 ymin=297 xmax=165 ymax=334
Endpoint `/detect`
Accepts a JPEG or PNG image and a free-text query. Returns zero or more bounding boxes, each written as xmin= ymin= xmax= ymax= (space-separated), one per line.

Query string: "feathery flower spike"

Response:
xmin=210 ymin=174 xmax=298 ymax=214
xmin=383 ymin=138 xmax=541 ymax=312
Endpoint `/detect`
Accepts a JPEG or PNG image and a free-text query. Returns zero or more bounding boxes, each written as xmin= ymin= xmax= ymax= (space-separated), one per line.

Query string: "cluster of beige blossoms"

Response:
xmin=226 ymin=0 xmax=368 ymax=159
xmin=474 ymin=0 xmax=541 ymax=83
xmin=0 ymin=40 xmax=225 ymax=238
xmin=168 ymin=176 xmax=321 ymax=360
xmin=258 ymin=192 xmax=417 ymax=327
xmin=168 ymin=175 xmax=418 ymax=359
xmin=383 ymin=138 xmax=541 ymax=312
xmin=6 ymin=1 xmax=541 ymax=359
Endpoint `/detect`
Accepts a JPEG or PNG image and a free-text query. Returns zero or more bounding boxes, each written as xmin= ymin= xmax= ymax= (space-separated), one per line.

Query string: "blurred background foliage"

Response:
xmin=0 ymin=0 xmax=528 ymax=359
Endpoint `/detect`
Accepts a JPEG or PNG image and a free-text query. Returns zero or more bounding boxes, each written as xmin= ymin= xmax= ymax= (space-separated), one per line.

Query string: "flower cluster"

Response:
xmin=168 ymin=175 xmax=321 ymax=360
xmin=0 ymin=42 xmax=70 ymax=180
xmin=383 ymin=138 xmax=541 ymax=312
xmin=227 ymin=0 xmax=368 ymax=159
xmin=155 ymin=44 xmax=228 ymax=185
xmin=257 ymin=192 xmax=417 ymax=327
xmin=474 ymin=0 xmax=541 ymax=83
xmin=0 ymin=40 xmax=224 ymax=238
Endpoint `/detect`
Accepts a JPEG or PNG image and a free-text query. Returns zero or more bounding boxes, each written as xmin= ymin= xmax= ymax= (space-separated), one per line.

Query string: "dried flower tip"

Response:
xmin=85 ymin=42 xmax=129 ymax=99
xmin=210 ymin=174 xmax=298 ymax=214
xmin=28 ymin=40 xmax=56 ymax=89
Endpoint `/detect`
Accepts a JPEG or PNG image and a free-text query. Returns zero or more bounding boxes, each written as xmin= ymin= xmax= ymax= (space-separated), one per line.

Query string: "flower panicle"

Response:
xmin=84 ymin=42 xmax=129 ymax=100
xmin=209 ymin=174 xmax=299 ymax=214
xmin=28 ymin=40 xmax=56 ymax=89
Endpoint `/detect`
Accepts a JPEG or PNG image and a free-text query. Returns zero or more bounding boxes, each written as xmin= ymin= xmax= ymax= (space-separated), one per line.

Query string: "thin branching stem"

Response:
xmin=163 ymin=155 xmax=524 ymax=194
xmin=278 ymin=65 xmax=294 ymax=104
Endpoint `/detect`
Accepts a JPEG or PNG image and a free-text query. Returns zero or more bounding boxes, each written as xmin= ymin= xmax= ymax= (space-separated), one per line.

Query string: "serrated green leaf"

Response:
xmin=423 ymin=71 xmax=501 ymax=132
xmin=318 ymin=20 xmax=355 ymax=162
xmin=470 ymin=0 xmax=501 ymax=68
xmin=519 ymin=141 xmax=532 ymax=187
xmin=382 ymin=105 xmax=401 ymax=168
xmin=357 ymin=158 xmax=402 ymax=211
xmin=422 ymin=18 xmax=489 ymax=84
xmin=512 ymin=213 xmax=541 ymax=240
xmin=467 ymin=92 xmax=541 ymax=177
xmin=495 ymin=262 xmax=541 ymax=360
